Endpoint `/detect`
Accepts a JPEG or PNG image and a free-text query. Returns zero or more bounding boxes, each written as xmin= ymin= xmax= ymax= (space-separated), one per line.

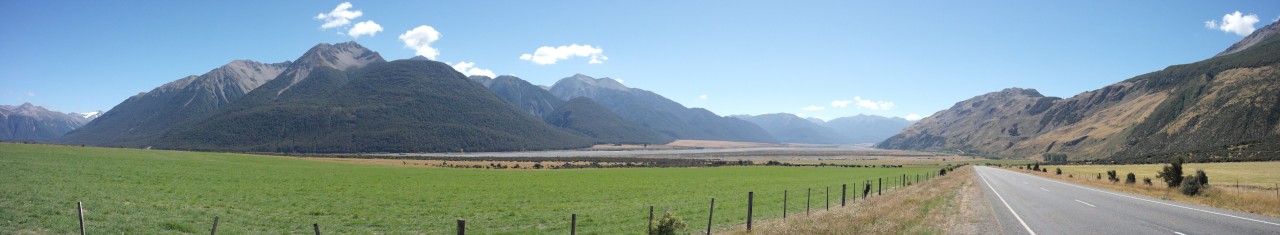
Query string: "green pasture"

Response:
xmin=0 ymin=143 xmax=939 ymax=234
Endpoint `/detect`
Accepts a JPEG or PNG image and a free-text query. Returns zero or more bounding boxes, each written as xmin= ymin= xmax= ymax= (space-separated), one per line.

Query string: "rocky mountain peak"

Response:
xmin=1216 ymin=20 xmax=1280 ymax=57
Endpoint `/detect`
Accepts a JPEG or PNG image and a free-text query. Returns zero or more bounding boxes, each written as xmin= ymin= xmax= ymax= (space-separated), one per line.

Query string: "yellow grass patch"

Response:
xmin=1029 ymin=162 xmax=1280 ymax=217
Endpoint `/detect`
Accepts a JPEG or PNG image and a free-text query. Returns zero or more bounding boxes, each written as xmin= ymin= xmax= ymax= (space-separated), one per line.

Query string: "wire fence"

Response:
xmin=70 ymin=168 xmax=953 ymax=234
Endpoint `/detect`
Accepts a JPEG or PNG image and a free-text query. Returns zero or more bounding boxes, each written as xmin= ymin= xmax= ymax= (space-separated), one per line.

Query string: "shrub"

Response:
xmin=533 ymin=163 xmax=543 ymax=169
xmin=1055 ymin=168 xmax=1062 ymax=175
xmin=1180 ymin=175 xmax=1202 ymax=196
xmin=1125 ymin=173 xmax=1136 ymax=184
xmin=1096 ymin=173 xmax=1102 ymax=180
xmin=1156 ymin=157 xmax=1185 ymax=188
xmin=1033 ymin=163 xmax=1040 ymax=171
xmin=939 ymin=168 xmax=947 ymax=176
xmin=1195 ymin=169 xmax=1208 ymax=186
xmin=1106 ymin=170 xmax=1119 ymax=183
xmin=1143 ymin=177 xmax=1153 ymax=185
xmin=650 ymin=212 xmax=688 ymax=235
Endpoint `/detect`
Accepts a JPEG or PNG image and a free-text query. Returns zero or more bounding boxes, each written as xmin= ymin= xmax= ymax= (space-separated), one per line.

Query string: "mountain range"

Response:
xmin=733 ymin=113 xmax=913 ymax=144
xmin=550 ymin=74 xmax=778 ymax=143
xmin=0 ymin=103 xmax=91 ymax=141
xmin=878 ymin=20 xmax=1280 ymax=163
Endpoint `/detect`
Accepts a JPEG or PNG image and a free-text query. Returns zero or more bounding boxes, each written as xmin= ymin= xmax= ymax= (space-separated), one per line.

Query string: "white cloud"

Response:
xmin=831 ymin=100 xmax=853 ymax=108
xmin=347 ymin=20 xmax=383 ymax=38
xmin=905 ymin=114 xmax=923 ymax=121
xmin=853 ymin=96 xmax=894 ymax=110
xmin=399 ymin=25 xmax=442 ymax=59
xmin=802 ymin=105 xmax=825 ymax=111
xmin=699 ymin=95 xmax=708 ymax=100
xmin=1207 ymin=11 xmax=1260 ymax=36
xmin=519 ymin=44 xmax=607 ymax=65
xmin=450 ymin=61 xmax=496 ymax=78
xmin=315 ymin=2 xmax=363 ymax=29
xmin=25 ymin=91 xmax=35 ymax=97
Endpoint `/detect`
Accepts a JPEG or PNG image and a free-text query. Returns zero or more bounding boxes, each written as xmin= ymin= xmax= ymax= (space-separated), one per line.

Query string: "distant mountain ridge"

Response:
xmin=878 ymin=21 xmax=1280 ymax=163
xmin=148 ymin=43 xmax=592 ymax=153
xmin=550 ymin=74 xmax=777 ymax=143
xmin=733 ymin=113 xmax=847 ymax=144
xmin=546 ymin=97 xmax=674 ymax=144
xmin=1 ymin=103 xmax=89 ymax=141
xmin=821 ymin=115 xmax=915 ymax=144
xmin=60 ymin=59 xmax=293 ymax=146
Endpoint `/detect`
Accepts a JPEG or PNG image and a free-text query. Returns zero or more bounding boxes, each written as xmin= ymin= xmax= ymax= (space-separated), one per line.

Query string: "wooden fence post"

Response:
xmin=313 ymin=223 xmax=320 ymax=235
xmin=648 ymin=206 xmax=654 ymax=234
xmin=210 ymin=216 xmax=219 ymax=235
xmin=78 ymin=201 xmax=85 ymax=235
xmin=783 ymin=190 xmax=788 ymax=219
xmin=825 ymin=186 xmax=830 ymax=210
xmin=806 ymin=188 xmax=811 ymax=215
xmin=457 ymin=219 xmax=465 ymax=235
xmin=571 ymin=213 xmax=577 ymax=235
xmin=878 ymin=178 xmax=882 ymax=195
xmin=707 ymin=198 xmax=715 ymax=235
xmin=841 ymin=184 xmax=847 ymax=207
xmin=747 ymin=192 xmax=753 ymax=231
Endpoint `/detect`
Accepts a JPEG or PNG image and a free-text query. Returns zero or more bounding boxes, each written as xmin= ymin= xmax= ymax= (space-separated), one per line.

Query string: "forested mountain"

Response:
xmin=549 ymin=74 xmax=777 ymax=143
xmin=153 ymin=58 xmax=594 ymax=153
xmin=59 ymin=60 xmax=292 ymax=146
xmin=878 ymin=21 xmax=1280 ymax=163
xmin=480 ymin=75 xmax=565 ymax=118
xmin=0 ymin=103 xmax=89 ymax=141
xmin=733 ymin=113 xmax=846 ymax=144
xmin=546 ymin=97 xmax=674 ymax=144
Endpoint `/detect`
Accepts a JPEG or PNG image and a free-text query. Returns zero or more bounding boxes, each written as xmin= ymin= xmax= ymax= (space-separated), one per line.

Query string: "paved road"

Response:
xmin=974 ymin=166 xmax=1280 ymax=235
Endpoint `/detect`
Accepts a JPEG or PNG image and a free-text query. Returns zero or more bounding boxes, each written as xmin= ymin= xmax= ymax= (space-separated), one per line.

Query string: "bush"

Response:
xmin=1195 ymin=169 xmax=1208 ymax=186
xmin=1096 ymin=173 xmax=1102 ymax=180
xmin=1106 ymin=170 xmax=1119 ymax=183
xmin=1125 ymin=173 xmax=1136 ymax=184
xmin=1143 ymin=177 xmax=1153 ymax=185
xmin=1180 ymin=175 xmax=1202 ymax=196
xmin=1156 ymin=157 xmax=1185 ymax=188
xmin=650 ymin=212 xmax=688 ymax=235
xmin=1033 ymin=163 xmax=1040 ymax=171
xmin=1041 ymin=168 xmax=1047 ymax=173
xmin=1055 ymin=168 xmax=1062 ymax=175
xmin=939 ymin=168 xmax=947 ymax=176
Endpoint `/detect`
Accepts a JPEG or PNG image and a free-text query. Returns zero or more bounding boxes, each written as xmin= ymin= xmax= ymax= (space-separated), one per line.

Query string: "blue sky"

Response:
xmin=2 ymin=1 xmax=1277 ymax=120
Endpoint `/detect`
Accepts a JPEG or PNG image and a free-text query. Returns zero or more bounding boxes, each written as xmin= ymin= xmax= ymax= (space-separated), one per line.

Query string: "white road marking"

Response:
xmin=1040 ymin=187 xmax=1049 ymax=192
xmin=1020 ymin=168 xmax=1280 ymax=227
xmin=1074 ymin=199 xmax=1096 ymax=207
xmin=1174 ymin=232 xmax=1186 ymax=235
xmin=978 ymin=168 xmax=1037 ymax=235
xmin=1022 ymin=181 xmax=1028 ymax=185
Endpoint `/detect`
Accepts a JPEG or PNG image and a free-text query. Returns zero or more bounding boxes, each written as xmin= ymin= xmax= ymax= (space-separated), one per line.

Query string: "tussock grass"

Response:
xmin=724 ymin=166 xmax=975 ymax=234
xmin=1028 ymin=164 xmax=1280 ymax=217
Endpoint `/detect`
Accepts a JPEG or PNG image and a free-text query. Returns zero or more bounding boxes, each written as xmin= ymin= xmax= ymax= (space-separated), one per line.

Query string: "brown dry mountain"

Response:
xmin=878 ymin=21 xmax=1280 ymax=163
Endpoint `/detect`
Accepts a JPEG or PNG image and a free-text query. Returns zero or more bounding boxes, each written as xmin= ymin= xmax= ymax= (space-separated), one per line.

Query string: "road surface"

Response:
xmin=974 ymin=166 xmax=1280 ymax=235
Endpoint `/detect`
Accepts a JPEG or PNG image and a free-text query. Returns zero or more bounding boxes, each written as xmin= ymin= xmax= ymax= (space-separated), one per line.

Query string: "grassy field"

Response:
xmin=1027 ymin=162 xmax=1280 ymax=217
xmin=0 ymin=143 xmax=939 ymax=234
xmin=1055 ymin=162 xmax=1280 ymax=188
xmin=725 ymin=166 xmax=982 ymax=234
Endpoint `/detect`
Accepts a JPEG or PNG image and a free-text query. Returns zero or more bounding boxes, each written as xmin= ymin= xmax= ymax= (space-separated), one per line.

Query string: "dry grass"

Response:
xmin=1021 ymin=163 xmax=1280 ymax=217
xmin=666 ymin=140 xmax=781 ymax=148
xmin=723 ymin=166 xmax=977 ymax=234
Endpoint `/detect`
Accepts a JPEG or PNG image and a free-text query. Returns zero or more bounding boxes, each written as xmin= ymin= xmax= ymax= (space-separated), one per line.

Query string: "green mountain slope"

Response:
xmin=545 ymin=97 xmax=674 ymax=145
xmin=154 ymin=59 xmax=593 ymax=153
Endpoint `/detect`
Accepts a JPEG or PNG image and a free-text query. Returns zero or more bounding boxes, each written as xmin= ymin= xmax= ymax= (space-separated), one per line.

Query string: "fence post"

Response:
xmin=457 ymin=219 xmax=465 ymax=235
xmin=707 ymin=198 xmax=715 ymax=235
xmin=878 ymin=178 xmax=882 ymax=195
xmin=78 ymin=201 xmax=85 ymax=235
xmin=648 ymin=206 xmax=654 ymax=234
xmin=210 ymin=216 xmax=219 ymax=235
xmin=825 ymin=186 xmax=830 ymax=210
xmin=806 ymin=188 xmax=811 ymax=215
xmin=841 ymin=184 xmax=847 ymax=207
xmin=747 ymin=192 xmax=753 ymax=231
xmin=313 ymin=223 xmax=320 ymax=235
xmin=571 ymin=213 xmax=577 ymax=235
